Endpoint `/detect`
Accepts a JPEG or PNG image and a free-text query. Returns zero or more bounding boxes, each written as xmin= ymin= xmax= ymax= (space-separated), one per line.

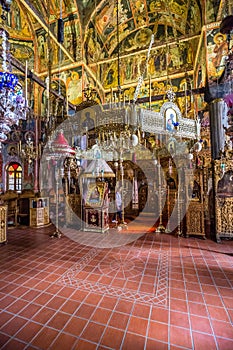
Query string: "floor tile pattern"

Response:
xmin=58 ymin=247 xmax=169 ymax=307
xmin=0 ymin=225 xmax=232 ymax=350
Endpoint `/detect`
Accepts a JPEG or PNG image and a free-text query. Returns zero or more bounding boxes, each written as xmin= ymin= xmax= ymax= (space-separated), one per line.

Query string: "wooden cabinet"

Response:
xmin=29 ymin=197 xmax=50 ymax=227
xmin=185 ymin=169 xmax=206 ymax=239
xmin=214 ymin=159 xmax=233 ymax=242
xmin=0 ymin=205 xmax=7 ymax=244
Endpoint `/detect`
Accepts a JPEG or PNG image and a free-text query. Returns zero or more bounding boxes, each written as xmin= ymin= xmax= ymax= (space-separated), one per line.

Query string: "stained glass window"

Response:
xmin=6 ymin=163 xmax=22 ymax=192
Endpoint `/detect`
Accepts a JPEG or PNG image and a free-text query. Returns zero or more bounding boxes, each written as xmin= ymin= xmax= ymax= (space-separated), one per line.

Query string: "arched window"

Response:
xmin=6 ymin=163 xmax=22 ymax=192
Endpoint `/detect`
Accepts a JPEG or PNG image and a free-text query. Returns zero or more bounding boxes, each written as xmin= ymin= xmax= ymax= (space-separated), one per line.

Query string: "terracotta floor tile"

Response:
xmin=190 ymin=314 xmax=212 ymax=334
xmin=75 ymin=303 xmax=96 ymax=319
xmin=21 ymin=289 xmax=41 ymax=302
xmin=192 ymin=332 xmax=217 ymax=350
xmin=0 ymin=311 xmax=14 ymax=328
xmin=146 ymin=338 xmax=168 ymax=350
xmin=185 ymin=282 xmax=202 ymax=292
xmin=49 ymin=332 xmax=77 ymax=350
xmin=0 ymin=332 xmax=10 ymax=348
xmin=188 ymin=301 xmax=208 ymax=317
xmin=74 ymin=339 xmax=97 ymax=350
xmin=10 ymin=286 xmax=29 ymax=298
xmin=81 ymin=321 xmax=105 ymax=343
xmin=148 ymin=320 xmax=168 ymax=342
xmin=46 ymin=295 xmax=66 ymax=310
xmin=222 ymin=297 xmax=233 ymax=309
xmin=187 ymin=291 xmax=204 ymax=303
xmin=0 ymin=226 xmax=232 ymax=349
xmin=99 ymin=296 xmax=117 ymax=310
xmin=218 ymin=287 xmax=233 ymax=298
xmin=211 ymin=319 xmax=233 ymax=339
xmin=19 ymin=303 xmax=42 ymax=319
xmin=6 ymin=299 xmax=28 ymax=314
xmin=0 ymin=295 xmax=16 ymax=309
xmin=31 ymin=326 xmax=59 ymax=350
xmin=45 ymin=284 xmax=63 ymax=294
xmin=216 ymin=337 xmax=233 ymax=350
xmin=150 ymin=307 xmax=168 ymax=323
xmin=32 ymin=306 xmax=55 ymax=324
xmin=0 ymin=284 xmax=18 ymax=294
xmin=60 ymin=299 xmax=80 ymax=315
xmin=115 ymin=300 xmax=134 ymax=314
xmin=207 ymin=305 xmax=231 ymax=322
xmin=204 ymin=294 xmax=224 ymax=307
xmin=0 ymin=316 xmax=27 ymax=336
xmin=121 ymin=332 xmax=145 ymax=350
xmin=170 ymin=298 xmax=188 ymax=313
xmin=108 ymin=311 xmax=129 ymax=329
xmin=201 ymin=284 xmax=219 ymax=295
xmin=170 ymin=310 xmax=190 ymax=328
xmin=100 ymin=327 xmax=124 ymax=349
xmin=170 ymin=288 xmax=186 ymax=300
xmin=127 ymin=315 xmax=148 ymax=336
xmin=84 ymin=292 xmax=102 ymax=306
xmin=47 ymin=311 xmax=71 ymax=330
xmin=1 ymin=338 xmax=26 ymax=350
xmin=14 ymin=321 xmax=42 ymax=342
xmin=170 ymin=325 xmax=192 ymax=348
xmin=63 ymin=316 xmax=87 ymax=336
xmin=70 ymin=290 xmax=89 ymax=302
xmin=125 ymin=281 xmax=140 ymax=290
xmin=23 ymin=278 xmax=41 ymax=288
xmin=91 ymin=307 xmax=112 ymax=324
xmin=132 ymin=303 xmax=150 ymax=319
xmin=33 ymin=292 xmax=53 ymax=306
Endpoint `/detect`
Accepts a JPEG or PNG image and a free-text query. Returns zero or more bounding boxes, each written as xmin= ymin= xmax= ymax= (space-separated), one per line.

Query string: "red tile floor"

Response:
xmin=0 ymin=224 xmax=232 ymax=350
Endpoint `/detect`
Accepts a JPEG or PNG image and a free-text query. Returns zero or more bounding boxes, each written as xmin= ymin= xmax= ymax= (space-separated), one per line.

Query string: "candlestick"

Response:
xmin=149 ymin=76 xmax=151 ymax=110
xmin=165 ymin=185 xmax=171 ymax=233
xmin=25 ymin=60 xmax=28 ymax=107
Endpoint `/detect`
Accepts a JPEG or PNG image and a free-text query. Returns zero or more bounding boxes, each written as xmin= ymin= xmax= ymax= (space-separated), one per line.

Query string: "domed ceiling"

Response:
xmin=0 ymin=0 xmax=224 ymax=104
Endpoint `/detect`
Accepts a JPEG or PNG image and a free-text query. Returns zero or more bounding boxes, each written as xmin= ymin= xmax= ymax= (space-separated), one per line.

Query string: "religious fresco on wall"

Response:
xmin=66 ymin=68 xmax=83 ymax=105
xmin=206 ymin=25 xmax=229 ymax=82
xmin=36 ymin=28 xmax=49 ymax=72
xmin=63 ymin=17 xmax=82 ymax=62
xmin=36 ymin=15 xmax=82 ymax=72
xmin=205 ymin=0 xmax=224 ymax=24
xmin=99 ymin=36 xmax=198 ymax=90
xmin=193 ymin=39 xmax=207 ymax=111
xmin=2 ymin=2 xmax=33 ymax=39
xmin=28 ymin=0 xmax=77 ymax=19
xmin=51 ymin=67 xmax=83 ymax=105
xmin=84 ymin=0 xmax=201 ymax=63
xmin=9 ymin=41 xmax=34 ymax=68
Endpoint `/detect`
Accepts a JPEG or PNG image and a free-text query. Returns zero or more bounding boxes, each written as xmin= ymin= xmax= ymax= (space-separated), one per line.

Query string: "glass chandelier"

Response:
xmin=0 ymin=27 xmax=27 ymax=143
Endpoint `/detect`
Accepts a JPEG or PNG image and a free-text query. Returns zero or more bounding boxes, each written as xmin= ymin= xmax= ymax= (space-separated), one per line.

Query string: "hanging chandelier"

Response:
xmin=0 ymin=26 xmax=28 ymax=143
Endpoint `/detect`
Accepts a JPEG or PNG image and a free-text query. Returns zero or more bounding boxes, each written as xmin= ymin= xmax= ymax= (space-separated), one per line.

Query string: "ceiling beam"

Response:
xmin=18 ymin=0 xmax=75 ymax=63
xmin=11 ymin=54 xmax=76 ymax=111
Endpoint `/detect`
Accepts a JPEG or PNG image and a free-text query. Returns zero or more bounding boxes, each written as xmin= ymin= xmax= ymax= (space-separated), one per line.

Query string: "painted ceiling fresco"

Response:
xmin=0 ymin=0 xmax=228 ymax=108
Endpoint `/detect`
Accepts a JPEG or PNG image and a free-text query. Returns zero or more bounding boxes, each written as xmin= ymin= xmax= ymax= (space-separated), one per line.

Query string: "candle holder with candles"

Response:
xmin=155 ymin=160 xmax=166 ymax=233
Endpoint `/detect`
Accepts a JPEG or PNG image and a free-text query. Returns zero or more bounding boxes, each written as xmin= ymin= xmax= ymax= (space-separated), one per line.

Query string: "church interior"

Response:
xmin=0 ymin=0 xmax=233 ymax=349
